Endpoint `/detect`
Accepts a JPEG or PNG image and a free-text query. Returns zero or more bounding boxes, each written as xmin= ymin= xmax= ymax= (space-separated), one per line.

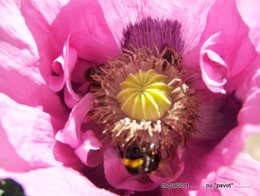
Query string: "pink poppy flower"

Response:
xmin=1 ymin=0 xmax=260 ymax=195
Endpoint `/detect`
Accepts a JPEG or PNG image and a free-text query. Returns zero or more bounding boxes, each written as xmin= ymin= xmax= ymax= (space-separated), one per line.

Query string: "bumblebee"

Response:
xmin=119 ymin=144 xmax=161 ymax=175
xmin=85 ymin=66 xmax=102 ymax=85
xmin=85 ymin=66 xmax=102 ymax=94
xmin=162 ymin=48 xmax=182 ymax=72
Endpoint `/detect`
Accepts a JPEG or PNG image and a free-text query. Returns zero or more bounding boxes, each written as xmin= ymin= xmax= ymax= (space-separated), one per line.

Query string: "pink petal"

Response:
xmin=0 ymin=121 xmax=32 ymax=172
xmin=187 ymin=72 xmax=260 ymax=195
xmin=67 ymin=61 xmax=98 ymax=107
xmin=176 ymin=80 xmax=260 ymax=192
xmin=99 ymin=0 xmax=215 ymax=53
xmin=162 ymin=188 xmax=187 ymax=196
xmin=71 ymin=60 xmax=94 ymax=84
xmin=98 ymin=0 xmax=140 ymax=47
xmin=0 ymin=0 xmax=68 ymax=127
xmin=75 ymin=131 xmax=103 ymax=167
xmin=196 ymin=153 xmax=260 ymax=196
xmin=52 ymin=141 xmax=81 ymax=167
xmin=50 ymin=0 xmax=119 ymax=61
xmin=195 ymin=92 xmax=241 ymax=144
xmin=0 ymin=65 xmax=68 ymax=128
xmin=238 ymin=68 xmax=260 ymax=125
xmin=236 ymin=0 xmax=260 ymax=52
xmin=234 ymin=55 xmax=260 ymax=100
xmin=0 ymin=1 xmax=44 ymax=96
xmin=0 ymin=167 xmax=117 ymax=196
xmin=64 ymin=80 xmax=80 ymax=108
xmin=55 ymin=93 xmax=93 ymax=148
xmin=0 ymin=12 xmax=70 ymax=167
xmin=23 ymin=0 xmax=71 ymax=25
xmin=21 ymin=0 xmax=119 ymax=85
xmin=0 ymin=93 xmax=64 ymax=170
xmin=0 ymin=0 xmax=38 ymax=58
xmin=238 ymin=87 xmax=260 ymax=125
xmin=20 ymin=0 xmax=60 ymax=81
xmin=199 ymin=0 xmax=257 ymax=93
xmin=0 ymin=5 xmax=72 ymax=168
xmin=200 ymin=32 xmax=227 ymax=94
xmin=149 ymin=159 xmax=184 ymax=184
xmin=83 ymin=164 xmax=121 ymax=193
xmin=173 ymin=83 xmax=260 ymax=194
xmin=164 ymin=124 xmax=249 ymax=195
xmin=48 ymin=37 xmax=78 ymax=92
xmin=48 ymin=36 xmax=81 ymax=108
xmin=63 ymin=60 xmax=99 ymax=108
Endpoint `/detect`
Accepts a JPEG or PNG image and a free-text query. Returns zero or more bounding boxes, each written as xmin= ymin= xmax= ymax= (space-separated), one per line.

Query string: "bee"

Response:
xmin=119 ymin=144 xmax=161 ymax=175
xmin=162 ymin=48 xmax=182 ymax=68
xmin=85 ymin=66 xmax=102 ymax=85
xmin=85 ymin=66 xmax=103 ymax=93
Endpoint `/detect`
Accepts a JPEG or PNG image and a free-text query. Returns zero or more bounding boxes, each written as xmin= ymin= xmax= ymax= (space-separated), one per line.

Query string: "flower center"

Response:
xmin=117 ymin=69 xmax=172 ymax=121
xmin=89 ymin=47 xmax=199 ymax=167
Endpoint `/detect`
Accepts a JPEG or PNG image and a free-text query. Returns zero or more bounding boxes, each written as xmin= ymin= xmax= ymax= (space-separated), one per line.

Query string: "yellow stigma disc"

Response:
xmin=117 ymin=69 xmax=172 ymax=121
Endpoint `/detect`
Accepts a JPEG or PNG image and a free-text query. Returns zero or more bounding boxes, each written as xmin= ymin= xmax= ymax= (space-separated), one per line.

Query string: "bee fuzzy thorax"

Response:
xmin=89 ymin=46 xmax=200 ymax=175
